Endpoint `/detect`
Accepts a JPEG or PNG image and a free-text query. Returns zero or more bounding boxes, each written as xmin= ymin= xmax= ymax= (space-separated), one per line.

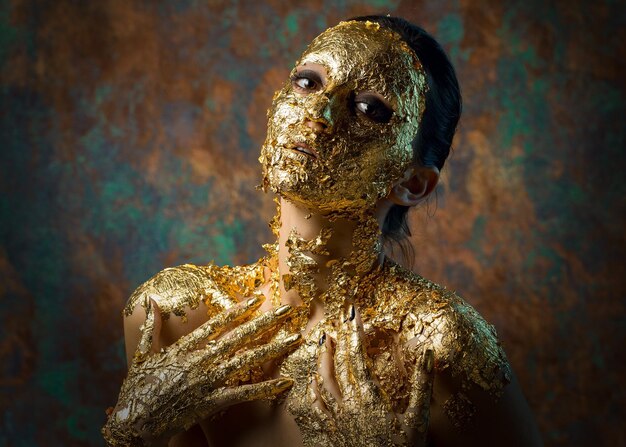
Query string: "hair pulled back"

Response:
xmin=351 ymin=15 xmax=462 ymax=250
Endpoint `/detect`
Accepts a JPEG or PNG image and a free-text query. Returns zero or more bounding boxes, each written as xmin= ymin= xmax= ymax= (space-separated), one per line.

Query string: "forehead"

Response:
xmin=297 ymin=21 xmax=424 ymax=101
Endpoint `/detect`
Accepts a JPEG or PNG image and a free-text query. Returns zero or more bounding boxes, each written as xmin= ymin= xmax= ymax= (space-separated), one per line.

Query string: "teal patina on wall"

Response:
xmin=1 ymin=0 xmax=624 ymax=445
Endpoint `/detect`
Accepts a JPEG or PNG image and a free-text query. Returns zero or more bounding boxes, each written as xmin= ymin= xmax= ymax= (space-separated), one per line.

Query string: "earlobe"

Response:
xmin=387 ymin=166 xmax=440 ymax=207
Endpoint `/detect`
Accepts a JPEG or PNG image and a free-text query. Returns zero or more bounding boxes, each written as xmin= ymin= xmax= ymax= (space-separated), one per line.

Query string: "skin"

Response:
xmin=118 ymin=22 xmax=542 ymax=447
xmin=123 ymin=197 xmax=541 ymax=447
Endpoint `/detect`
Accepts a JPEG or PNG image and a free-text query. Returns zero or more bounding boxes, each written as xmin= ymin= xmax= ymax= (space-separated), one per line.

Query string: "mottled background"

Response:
xmin=1 ymin=0 xmax=624 ymax=445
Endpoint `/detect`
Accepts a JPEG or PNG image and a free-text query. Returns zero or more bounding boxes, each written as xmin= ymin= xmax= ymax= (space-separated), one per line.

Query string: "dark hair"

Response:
xmin=351 ymin=15 xmax=462 ymax=261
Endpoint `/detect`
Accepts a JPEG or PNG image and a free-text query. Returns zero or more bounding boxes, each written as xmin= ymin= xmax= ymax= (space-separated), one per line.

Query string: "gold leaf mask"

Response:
xmin=260 ymin=20 xmax=428 ymax=217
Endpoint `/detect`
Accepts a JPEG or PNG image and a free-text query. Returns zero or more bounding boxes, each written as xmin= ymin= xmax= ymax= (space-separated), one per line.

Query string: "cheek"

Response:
xmin=338 ymin=121 xmax=400 ymax=161
xmin=269 ymin=88 xmax=300 ymax=126
xmin=385 ymin=119 xmax=417 ymax=162
xmin=352 ymin=124 xmax=413 ymax=181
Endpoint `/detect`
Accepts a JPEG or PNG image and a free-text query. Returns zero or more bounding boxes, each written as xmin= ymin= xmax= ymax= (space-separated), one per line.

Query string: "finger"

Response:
xmin=176 ymin=294 xmax=264 ymax=352
xmin=334 ymin=306 xmax=356 ymax=400
xmin=347 ymin=304 xmax=381 ymax=403
xmin=195 ymin=378 xmax=294 ymax=422
xmin=133 ymin=297 xmax=162 ymax=364
xmin=206 ymin=333 xmax=302 ymax=386
xmin=151 ymin=298 xmax=163 ymax=353
xmin=316 ymin=332 xmax=341 ymax=416
xmin=346 ymin=304 xmax=372 ymax=384
xmin=403 ymin=348 xmax=434 ymax=442
xmin=203 ymin=304 xmax=294 ymax=361
xmin=309 ymin=373 xmax=337 ymax=425
xmin=306 ymin=359 xmax=338 ymax=435
xmin=206 ymin=287 xmax=239 ymax=310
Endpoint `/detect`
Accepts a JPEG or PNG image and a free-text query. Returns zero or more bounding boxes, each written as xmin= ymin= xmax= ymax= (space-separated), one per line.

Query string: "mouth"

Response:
xmin=289 ymin=141 xmax=319 ymax=159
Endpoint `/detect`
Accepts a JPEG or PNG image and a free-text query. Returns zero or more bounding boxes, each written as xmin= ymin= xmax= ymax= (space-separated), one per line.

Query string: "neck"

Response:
xmin=273 ymin=197 xmax=389 ymax=317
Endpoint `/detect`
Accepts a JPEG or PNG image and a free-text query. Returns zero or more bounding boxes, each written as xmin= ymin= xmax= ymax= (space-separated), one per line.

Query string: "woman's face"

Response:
xmin=260 ymin=21 xmax=427 ymax=216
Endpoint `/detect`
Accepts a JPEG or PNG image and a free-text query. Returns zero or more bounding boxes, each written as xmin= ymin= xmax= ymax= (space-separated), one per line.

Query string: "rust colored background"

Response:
xmin=1 ymin=0 xmax=625 ymax=445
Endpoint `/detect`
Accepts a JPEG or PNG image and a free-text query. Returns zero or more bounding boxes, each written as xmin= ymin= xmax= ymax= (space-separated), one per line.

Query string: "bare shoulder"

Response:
xmin=370 ymin=261 xmax=510 ymax=395
xmin=124 ymin=264 xmax=235 ymax=321
xmin=373 ymin=262 xmax=541 ymax=445
xmin=123 ymin=261 xmax=266 ymax=362
xmin=410 ymin=280 xmax=511 ymax=397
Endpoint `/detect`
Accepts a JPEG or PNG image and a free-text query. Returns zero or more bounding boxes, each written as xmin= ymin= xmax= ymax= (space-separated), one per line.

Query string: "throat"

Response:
xmin=271 ymin=197 xmax=385 ymax=320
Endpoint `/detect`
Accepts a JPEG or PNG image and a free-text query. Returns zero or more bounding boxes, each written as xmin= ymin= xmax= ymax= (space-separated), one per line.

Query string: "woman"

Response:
xmin=103 ymin=16 xmax=542 ymax=447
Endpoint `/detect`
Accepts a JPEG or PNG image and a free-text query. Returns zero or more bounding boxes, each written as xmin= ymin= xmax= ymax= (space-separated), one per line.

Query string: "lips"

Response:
xmin=289 ymin=141 xmax=319 ymax=159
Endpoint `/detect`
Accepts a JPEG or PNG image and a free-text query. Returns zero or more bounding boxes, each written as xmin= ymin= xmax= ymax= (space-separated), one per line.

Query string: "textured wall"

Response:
xmin=1 ymin=0 xmax=624 ymax=445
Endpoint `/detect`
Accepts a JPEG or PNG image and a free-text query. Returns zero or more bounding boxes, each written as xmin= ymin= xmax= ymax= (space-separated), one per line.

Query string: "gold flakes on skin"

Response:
xmin=280 ymin=243 xmax=511 ymax=444
xmin=283 ymin=227 xmax=332 ymax=303
xmin=443 ymin=392 xmax=477 ymax=429
xmin=110 ymin=197 xmax=511 ymax=445
xmin=106 ymin=20 xmax=512 ymax=446
xmin=259 ymin=20 xmax=428 ymax=217
xmin=124 ymin=262 xmax=267 ymax=321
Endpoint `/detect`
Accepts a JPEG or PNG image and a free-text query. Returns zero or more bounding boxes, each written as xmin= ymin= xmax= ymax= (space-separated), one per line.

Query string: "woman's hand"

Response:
xmin=310 ymin=305 xmax=434 ymax=447
xmin=102 ymin=295 xmax=301 ymax=446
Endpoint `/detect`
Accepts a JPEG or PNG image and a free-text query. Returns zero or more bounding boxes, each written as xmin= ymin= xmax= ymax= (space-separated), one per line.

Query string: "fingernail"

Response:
xmin=284 ymin=333 xmax=301 ymax=344
xmin=144 ymin=297 xmax=153 ymax=314
xmin=276 ymin=378 xmax=294 ymax=389
xmin=348 ymin=304 xmax=356 ymax=321
xmin=274 ymin=304 xmax=292 ymax=316
xmin=319 ymin=332 xmax=326 ymax=346
xmin=245 ymin=297 xmax=259 ymax=308
xmin=423 ymin=348 xmax=434 ymax=373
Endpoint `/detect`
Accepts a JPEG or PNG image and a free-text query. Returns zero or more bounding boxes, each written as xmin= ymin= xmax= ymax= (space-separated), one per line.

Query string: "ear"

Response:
xmin=387 ymin=165 xmax=440 ymax=207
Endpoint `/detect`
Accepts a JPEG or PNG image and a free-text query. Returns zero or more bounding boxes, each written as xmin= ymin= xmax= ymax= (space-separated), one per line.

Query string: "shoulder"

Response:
xmin=123 ymin=261 xmax=265 ymax=321
xmin=373 ymin=261 xmax=511 ymax=396
xmin=121 ymin=261 xmax=265 ymax=364
xmin=124 ymin=263 xmax=234 ymax=322
xmin=373 ymin=263 xmax=542 ymax=444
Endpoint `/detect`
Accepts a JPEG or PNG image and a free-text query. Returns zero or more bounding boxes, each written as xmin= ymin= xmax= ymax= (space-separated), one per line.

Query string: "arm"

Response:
xmin=397 ymin=285 xmax=542 ymax=446
xmin=429 ymin=367 xmax=542 ymax=447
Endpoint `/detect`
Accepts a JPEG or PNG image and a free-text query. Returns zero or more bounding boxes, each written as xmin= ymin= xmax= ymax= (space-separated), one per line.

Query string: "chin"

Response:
xmin=277 ymin=187 xmax=379 ymax=218
xmin=262 ymin=159 xmax=386 ymax=216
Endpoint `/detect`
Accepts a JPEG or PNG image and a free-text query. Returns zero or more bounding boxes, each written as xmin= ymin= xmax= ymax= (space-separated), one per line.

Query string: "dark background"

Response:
xmin=1 ymin=0 xmax=624 ymax=445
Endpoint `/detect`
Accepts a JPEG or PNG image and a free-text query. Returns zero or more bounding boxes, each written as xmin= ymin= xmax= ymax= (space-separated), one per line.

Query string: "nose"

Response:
xmin=305 ymin=119 xmax=328 ymax=132
xmin=303 ymin=94 xmax=332 ymax=132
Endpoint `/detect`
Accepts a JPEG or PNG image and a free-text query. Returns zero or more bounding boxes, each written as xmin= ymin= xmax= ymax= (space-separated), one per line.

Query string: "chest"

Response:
xmin=280 ymin=322 xmax=412 ymax=424
xmin=200 ymin=323 xmax=411 ymax=447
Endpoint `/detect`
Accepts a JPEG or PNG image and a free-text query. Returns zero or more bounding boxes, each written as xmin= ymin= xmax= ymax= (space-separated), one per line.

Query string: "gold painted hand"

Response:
xmin=102 ymin=295 xmax=300 ymax=446
xmin=311 ymin=305 xmax=434 ymax=447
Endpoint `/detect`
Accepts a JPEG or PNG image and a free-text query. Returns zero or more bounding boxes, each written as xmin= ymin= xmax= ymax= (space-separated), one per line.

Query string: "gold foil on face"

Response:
xmin=259 ymin=21 xmax=428 ymax=216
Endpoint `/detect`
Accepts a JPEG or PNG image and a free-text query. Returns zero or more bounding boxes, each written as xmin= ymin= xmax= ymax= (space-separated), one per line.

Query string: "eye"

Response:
xmin=354 ymin=94 xmax=394 ymax=124
xmin=290 ymin=69 xmax=323 ymax=92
